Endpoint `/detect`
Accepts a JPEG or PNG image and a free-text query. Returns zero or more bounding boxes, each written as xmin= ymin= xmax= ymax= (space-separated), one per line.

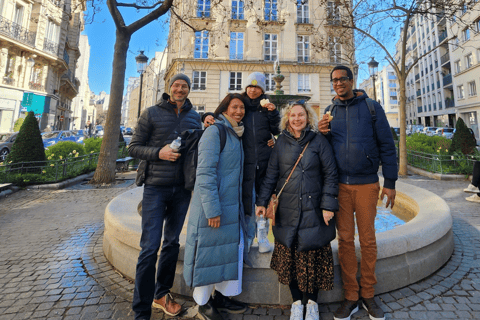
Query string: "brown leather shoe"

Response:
xmin=152 ymin=293 xmax=182 ymax=316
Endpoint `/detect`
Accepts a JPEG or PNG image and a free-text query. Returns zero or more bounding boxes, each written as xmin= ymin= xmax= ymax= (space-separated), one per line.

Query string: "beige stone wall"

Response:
xmin=165 ymin=0 xmax=355 ymax=116
xmin=0 ymin=0 xmax=85 ymax=131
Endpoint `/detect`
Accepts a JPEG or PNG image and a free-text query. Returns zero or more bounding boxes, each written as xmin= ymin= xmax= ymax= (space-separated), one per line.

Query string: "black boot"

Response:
xmin=211 ymin=290 xmax=248 ymax=314
xmin=198 ymin=299 xmax=223 ymax=320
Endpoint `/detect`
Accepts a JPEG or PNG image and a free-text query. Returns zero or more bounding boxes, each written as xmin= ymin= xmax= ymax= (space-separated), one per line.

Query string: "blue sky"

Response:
xmin=83 ymin=5 xmax=170 ymax=95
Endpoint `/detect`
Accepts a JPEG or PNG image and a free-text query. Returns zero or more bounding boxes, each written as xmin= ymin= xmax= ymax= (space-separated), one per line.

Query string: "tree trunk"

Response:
xmin=398 ymin=78 xmax=408 ymax=176
xmin=90 ymin=30 xmax=131 ymax=184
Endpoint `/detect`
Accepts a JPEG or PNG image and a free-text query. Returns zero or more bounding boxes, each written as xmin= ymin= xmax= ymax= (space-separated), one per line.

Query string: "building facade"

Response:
xmin=447 ymin=1 xmax=480 ymax=140
xmin=121 ymin=76 xmax=139 ymax=126
xmin=164 ymin=0 xmax=355 ymax=116
xmin=0 ymin=0 xmax=85 ymax=132
xmin=397 ymin=2 xmax=480 ymax=140
xmin=71 ymin=34 xmax=91 ymax=130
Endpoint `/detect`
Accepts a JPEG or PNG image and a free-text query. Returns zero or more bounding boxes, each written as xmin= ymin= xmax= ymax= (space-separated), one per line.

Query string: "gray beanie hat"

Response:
xmin=169 ymin=74 xmax=191 ymax=89
xmin=245 ymin=72 xmax=266 ymax=93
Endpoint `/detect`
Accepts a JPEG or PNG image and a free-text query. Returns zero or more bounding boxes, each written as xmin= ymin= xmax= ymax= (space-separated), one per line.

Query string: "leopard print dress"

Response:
xmin=270 ymin=240 xmax=334 ymax=294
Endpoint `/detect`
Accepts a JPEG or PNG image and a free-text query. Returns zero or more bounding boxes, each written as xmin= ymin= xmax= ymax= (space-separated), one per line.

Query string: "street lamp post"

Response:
xmin=368 ymin=57 xmax=379 ymax=101
xmin=135 ymin=51 xmax=149 ymax=119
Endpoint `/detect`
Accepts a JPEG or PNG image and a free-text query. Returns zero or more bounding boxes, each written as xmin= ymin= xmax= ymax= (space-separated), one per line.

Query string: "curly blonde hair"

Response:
xmin=280 ymin=102 xmax=319 ymax=133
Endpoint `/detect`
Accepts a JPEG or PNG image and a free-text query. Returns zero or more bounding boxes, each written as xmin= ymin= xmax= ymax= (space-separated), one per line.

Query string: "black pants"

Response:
xmin=289 ymin=280 xmax=318 ymax=305
xmin=472 ymin=161 xmax=480 ymax=196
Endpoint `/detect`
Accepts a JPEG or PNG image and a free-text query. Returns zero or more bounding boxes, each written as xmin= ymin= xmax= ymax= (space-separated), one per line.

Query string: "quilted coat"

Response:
xmin=256 ymin=129 xmax=339 ymax=252
xmin=128 ymin=93 xmax=201 ymax=186
xmin=183 ymin=115 xmax=245 ymax=288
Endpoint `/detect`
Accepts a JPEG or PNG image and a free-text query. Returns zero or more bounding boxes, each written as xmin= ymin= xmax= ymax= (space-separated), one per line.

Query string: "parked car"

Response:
xmin=0 ymin=133 xmax=18 ymax=161
xmin=392 ymin=127 xmax=400 ymax=135
xmin=434 ymin=127 xmax=451 ymax=136
xmin=42 ymin=131 xmax=76 ymax=148
xmin=422 ymin=127 xmax=438 ymax=136
xmin=71 ymin=130 xmax=89 ymax=143
xmin=123 ymin=127 xmax=133 ymax=135
xmin=120 ymin=126 xmax=125 ymax=133
xmin=95 ymin=125 xmax=104 ymax=137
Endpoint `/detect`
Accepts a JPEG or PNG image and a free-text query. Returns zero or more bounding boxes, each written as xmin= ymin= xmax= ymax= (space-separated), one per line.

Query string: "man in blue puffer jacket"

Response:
xmin=318 ymin=65 xmax=398 ymax=320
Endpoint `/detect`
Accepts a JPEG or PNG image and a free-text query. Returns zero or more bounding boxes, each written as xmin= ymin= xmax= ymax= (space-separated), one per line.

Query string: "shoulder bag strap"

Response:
xmin=276 ymin=141 xmax=310 ymax=198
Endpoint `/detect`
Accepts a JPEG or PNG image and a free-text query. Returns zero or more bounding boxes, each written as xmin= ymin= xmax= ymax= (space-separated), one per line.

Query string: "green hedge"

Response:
xmin=45 ymin=141 xmax=86 ymax=160
xmin=84 ymin=137 xmax=103 ymax=153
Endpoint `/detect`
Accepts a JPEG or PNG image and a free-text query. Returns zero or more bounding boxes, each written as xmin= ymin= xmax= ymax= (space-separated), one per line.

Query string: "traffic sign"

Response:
xmin=59 ymin=115 xmax=64 ymax=121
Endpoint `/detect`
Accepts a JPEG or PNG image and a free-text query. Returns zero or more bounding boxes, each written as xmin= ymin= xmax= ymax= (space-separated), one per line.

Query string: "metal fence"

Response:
xmin=0 ymin=153 xmax=100 ymax=184
xmin=406 ymin=150 xmax=479 ymax=174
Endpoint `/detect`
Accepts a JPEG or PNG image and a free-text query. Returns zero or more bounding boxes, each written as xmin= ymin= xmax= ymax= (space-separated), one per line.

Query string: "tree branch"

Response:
xmin=117 ymin=0 xmax=164 ymax=9
xmin=107 ymin=0 xmax=127 ymax=32
xmin=126 ymin=0 xmax=173 ymax=34
xmin=171 ymin=8 xmax=197 ymax=32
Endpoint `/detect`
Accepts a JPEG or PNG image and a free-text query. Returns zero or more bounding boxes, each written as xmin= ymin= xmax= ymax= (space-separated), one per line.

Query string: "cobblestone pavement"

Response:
xmin=1 ymin=173 xmax=480 ymax=320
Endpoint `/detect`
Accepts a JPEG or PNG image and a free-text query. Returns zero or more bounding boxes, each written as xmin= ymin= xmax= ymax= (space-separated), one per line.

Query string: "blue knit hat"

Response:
xmin=245 ymin=72 xmax=266 ymax=93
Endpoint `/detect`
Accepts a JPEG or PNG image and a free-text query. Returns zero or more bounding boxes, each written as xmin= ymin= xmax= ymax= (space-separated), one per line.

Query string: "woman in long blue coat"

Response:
xmin=184 ymin=93 xmax=249 ymax=320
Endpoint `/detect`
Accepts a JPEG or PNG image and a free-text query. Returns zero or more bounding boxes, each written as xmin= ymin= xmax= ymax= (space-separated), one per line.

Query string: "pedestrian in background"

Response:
xmin=128 ymin=74 xmax=201 ymax=320
xmin=465 ymin=161 xmax=480 ymax=203
xmin=318 ymin=65 xmax=398 ymax=320
xmin=256 ymin=102 xmax=338 ymax=320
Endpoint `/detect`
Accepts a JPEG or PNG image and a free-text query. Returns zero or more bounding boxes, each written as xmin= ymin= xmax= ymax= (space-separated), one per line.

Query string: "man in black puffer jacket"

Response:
xmin=128 ymin=74 xmax=201 ymax=320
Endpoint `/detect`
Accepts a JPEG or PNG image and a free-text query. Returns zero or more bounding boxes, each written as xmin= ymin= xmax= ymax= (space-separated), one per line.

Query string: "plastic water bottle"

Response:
xmin=170 ymin=137 xmax=181 ymax=152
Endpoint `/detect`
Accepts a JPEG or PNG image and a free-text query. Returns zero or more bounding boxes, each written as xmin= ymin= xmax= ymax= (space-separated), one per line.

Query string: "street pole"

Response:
xmin=137 ymin=72 xmax=144 ymax=119
xmin=371 ymin=75 xmax=377 ymax=102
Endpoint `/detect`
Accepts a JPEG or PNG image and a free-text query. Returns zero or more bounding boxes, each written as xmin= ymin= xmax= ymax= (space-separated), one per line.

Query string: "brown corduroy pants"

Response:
xmin=337 ymin=182 xmax=380 ymax=301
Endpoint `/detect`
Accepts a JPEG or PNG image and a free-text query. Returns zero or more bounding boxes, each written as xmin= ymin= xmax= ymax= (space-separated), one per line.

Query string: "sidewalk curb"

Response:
xmin=0 ymin=186 xmax=20 ymax=198
xmin=29 ymin=172 xmax=95 ymax=190
xmin=408 ymin=165 xmax=472 ymax=181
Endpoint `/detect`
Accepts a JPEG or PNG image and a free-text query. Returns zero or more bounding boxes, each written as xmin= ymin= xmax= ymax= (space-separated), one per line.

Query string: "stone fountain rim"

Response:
xmin=104 ymin=176 xmax=451 ymax=264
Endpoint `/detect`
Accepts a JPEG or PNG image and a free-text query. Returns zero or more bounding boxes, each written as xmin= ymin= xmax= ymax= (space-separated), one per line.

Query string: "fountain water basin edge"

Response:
xmin=103 ymin=177 xmax=453 ymax=304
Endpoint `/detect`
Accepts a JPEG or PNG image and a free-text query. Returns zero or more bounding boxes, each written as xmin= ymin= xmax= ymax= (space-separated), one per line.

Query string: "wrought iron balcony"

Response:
xmin=443 ymin=74 xmax=452 ymax=86
xmin=63 ymin=49 xmax=70 ymax=65
xmin=43 ymin=38 xmax=59 ymax=56
xmin=29 ymin=81 xmax=44 ymax=91
xmin=440 ymin=52 xmax=450 ymax=65
xmin=2 ymin=76 xmax=14 ymax=85
xmin=438 ymin=30 xmax=448 ymax=43
xmin=0 ymin=15 xmax=36 ymax=47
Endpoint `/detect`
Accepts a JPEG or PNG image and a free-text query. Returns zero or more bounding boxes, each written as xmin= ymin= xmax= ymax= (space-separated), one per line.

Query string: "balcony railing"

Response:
xmin=43 ymin=38 xmax=59 ymax=56
xmin=416 ymin=89 xmax=421 ymax=97
xmin=440 ymin=52 xmax=450 ymax=65
xmin=439 ymin=101 xmax=442 ymax=109
xmin=2 ymin=77 xmax=14 ymax=85
xmin=443 ymin=74 xmax=452 ymax=86
xmin=29 ymin=81 xmax=44 ymax=91
xmin=63 ymin=49 xmax=69 ymax=65
xmin=439 ymin=30 xmax=448 ymax=43
xmin=418 ymin=106 xmax=422 ymax=113
xmin=445 ymin=98 xmax=455 ymax=108
xmin=0 ymin=15 xmax=36 ymax=47
xmin=61 ymin=69 xmax=78 ymax=91
xmin=433 ymin=103 xmax=437 ymax=111
xmin=415 ymin=73 xmax=420 ymax=81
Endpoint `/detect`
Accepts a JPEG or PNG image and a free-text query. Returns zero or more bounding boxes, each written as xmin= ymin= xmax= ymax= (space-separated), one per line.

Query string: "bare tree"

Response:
xmin=89 ymin=0 xmax=174 ymax=184
xmin=313 ymin=0 xmax=479 ymax=176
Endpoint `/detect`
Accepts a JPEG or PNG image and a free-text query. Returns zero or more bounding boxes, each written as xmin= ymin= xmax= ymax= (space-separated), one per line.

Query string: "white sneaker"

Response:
xmin=466 ymin=194 xmax=480 ymax=203
xmin=464 ymin=184 xmax=480 ymax=193
xmin=257 ymin=216 xmax=273 ymax=253
xmin=305 ymin=300 xmax=319 ymax=320
xmin=290 ymin=300 xmax=304 ymax=320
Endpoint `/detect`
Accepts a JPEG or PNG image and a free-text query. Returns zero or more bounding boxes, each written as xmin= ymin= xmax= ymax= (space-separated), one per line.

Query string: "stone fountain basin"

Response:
xmin=103 ymin=177 xmax=452 ymax=304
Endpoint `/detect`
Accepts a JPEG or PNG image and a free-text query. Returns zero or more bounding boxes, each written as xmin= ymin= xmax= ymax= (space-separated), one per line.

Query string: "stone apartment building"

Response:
xmin=164 ymin=0 xmax=355 ymax=115
xmin=397 ymin=2 xmax=480 ymax=140
xmin=0 ymin=0 xmax=85 ymax=132
xmin=71 ymin=34 xmax=93 ymax=130
xmin=358 ymin=64 xmax=400 ymax=127
xmin=121 ymin=76 xmax=139 ymax=126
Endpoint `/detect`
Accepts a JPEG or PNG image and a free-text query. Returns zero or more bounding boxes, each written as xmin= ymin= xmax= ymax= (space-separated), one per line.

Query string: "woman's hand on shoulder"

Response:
xmin=322 ymin=210 xmax=334 ymax=226
xmin=208 ymin=216 xmax=221 ymax=228
xmin=256 ymin=206 xmax=266 ymax=217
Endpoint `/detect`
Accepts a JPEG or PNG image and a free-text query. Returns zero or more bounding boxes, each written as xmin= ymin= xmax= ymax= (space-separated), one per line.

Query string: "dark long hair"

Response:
xmin=214 ymin=93 xmax=245 ymax=117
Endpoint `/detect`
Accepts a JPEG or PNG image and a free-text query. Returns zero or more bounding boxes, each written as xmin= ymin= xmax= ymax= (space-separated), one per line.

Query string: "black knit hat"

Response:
xmin=169 ymin=74 xmax=191 ymax=89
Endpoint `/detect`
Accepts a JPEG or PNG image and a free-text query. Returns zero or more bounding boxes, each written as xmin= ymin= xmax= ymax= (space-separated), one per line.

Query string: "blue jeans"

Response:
xmin=132 ymin=185 xmax=191 ymax=320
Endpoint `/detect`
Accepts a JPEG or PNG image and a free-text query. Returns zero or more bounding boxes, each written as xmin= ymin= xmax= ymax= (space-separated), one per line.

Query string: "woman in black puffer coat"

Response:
xmin=256 ymin=101 xmax=338 ymax=320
